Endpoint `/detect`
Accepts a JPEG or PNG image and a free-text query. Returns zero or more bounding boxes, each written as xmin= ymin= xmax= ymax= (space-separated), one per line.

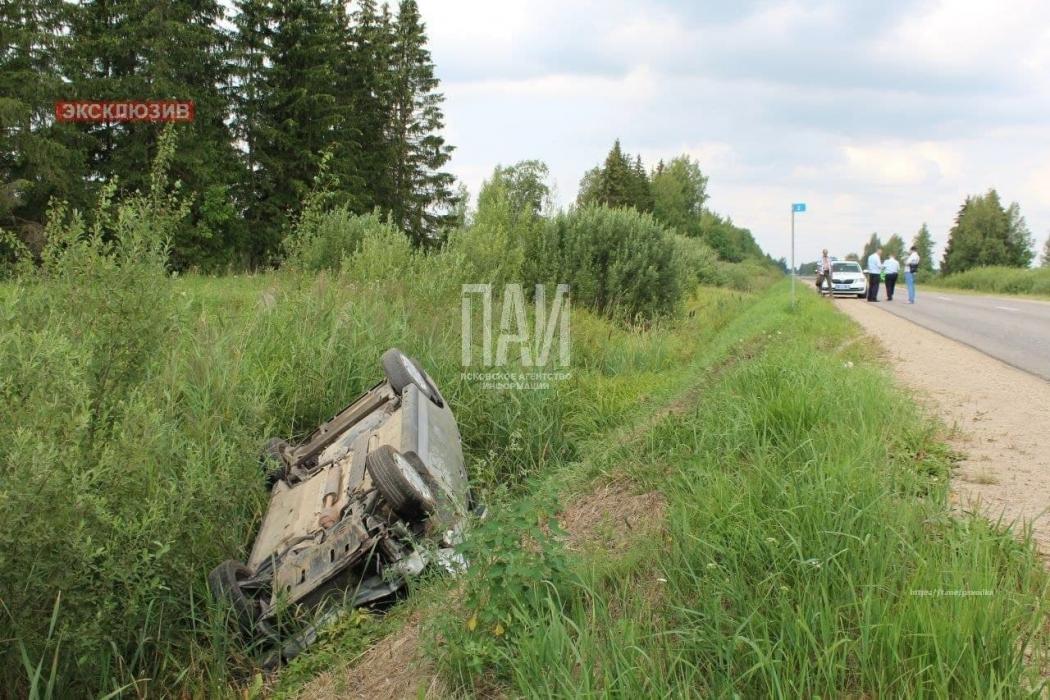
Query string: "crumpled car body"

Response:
xmin=209 ymin=348 xmax=469 ymax=664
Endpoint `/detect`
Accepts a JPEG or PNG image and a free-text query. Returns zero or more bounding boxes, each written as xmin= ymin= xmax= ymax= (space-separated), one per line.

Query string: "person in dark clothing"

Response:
xmin=866 ymin=248 xmax=883 ymax=302
xmin=883 ymin=253 xmax=900 ymax=301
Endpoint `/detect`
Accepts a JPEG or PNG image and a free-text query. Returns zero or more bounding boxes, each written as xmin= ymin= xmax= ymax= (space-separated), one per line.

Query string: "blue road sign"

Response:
xmin=792 ymin=203 xmax=806 ymax=213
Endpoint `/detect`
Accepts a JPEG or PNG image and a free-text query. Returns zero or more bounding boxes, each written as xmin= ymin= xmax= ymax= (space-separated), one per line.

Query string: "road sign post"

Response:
xmin=791 ymin=202 xmax=806 ymax=306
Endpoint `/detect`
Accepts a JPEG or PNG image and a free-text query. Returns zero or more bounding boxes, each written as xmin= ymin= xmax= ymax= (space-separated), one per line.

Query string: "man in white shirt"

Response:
xmin=883 ymin=253 xmax=901 ymax=301
xmin=905 ymin=247 xmax=921 ymax=303
xmin=866 ymin=248 xmax=883 ymax=302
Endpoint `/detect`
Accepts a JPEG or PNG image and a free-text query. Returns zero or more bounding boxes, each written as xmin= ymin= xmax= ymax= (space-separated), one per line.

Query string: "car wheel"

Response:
xmin=260 ymin=438 xmax=289 ymax=487
xmin=366 ymin=445 xmax=437 ymax=520
xmin=381 ymin=348 xmax=443 ymax=407
xmin=208 ymin=560 xmax=260 ymax=636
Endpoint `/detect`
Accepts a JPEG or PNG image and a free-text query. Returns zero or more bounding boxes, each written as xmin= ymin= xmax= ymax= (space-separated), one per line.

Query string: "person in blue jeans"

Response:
xmin=904 ymin=246 xmax=920 ymax=304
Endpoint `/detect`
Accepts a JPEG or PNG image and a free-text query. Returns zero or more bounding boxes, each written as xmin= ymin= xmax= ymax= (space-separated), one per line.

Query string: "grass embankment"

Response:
xmin=394 ymin=281 xmax=1048 ymax=698
xmin=932 ymin=266 xmax=1050 ymax=299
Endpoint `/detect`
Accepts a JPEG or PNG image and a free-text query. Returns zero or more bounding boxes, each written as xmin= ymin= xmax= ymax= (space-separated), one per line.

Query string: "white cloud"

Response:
xmin=875 ymin=0 xmax=1050 ymax=92
xmin=445 ymin=66 xmax=660 ymax=102
xmin=841 ymin=141 xmax=963 ymax=185
xmin=419 ymin=0 xmax=1050 ymax=263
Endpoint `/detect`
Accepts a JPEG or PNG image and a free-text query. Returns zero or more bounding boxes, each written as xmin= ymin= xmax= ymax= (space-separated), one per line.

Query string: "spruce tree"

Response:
xmin=1005 ymin=202 xmax=1034 ymax=267
xmin=911 ymin=223 xmax=935 ymax=272
xmin=345 ymin=0 xmax=395 ymax=211
xmin=0 ymin=0 xmax=87 ymax=241
xmin=577 ymin=140 xmax=636 ymax=210
xmin=629 ymin=154 xmax=654 ymax=212
xmin=387 ymin=0 xmax=456 ymax=246
xmin=67 ymin=0 xmax=247 ymax=270
xmin=230 ymin=0 xmax=272 ymax=259
xmin=233 ymin=0 xmax=366 ymax=262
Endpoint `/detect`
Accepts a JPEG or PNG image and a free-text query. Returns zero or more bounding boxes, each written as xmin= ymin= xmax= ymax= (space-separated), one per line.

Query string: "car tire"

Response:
xmin=260 ymin=438 xmax=289 ymax=487
xmin=381 ymin=348 xmax=443 ymax=407
xmin=208 ymin=560 xmax=260 ymax=635
xmin=367 ymin=445 xmax=437 ymax=520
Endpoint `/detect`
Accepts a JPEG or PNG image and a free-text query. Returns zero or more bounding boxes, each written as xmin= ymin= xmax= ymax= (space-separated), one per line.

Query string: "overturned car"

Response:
xmin=209 ymin=348 xmax=469 ymax=663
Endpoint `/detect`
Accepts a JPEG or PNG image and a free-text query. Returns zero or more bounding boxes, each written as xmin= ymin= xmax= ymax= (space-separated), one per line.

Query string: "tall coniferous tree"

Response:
xmin=344 ymin=0 xmax=395 ymax=211
xmin=577 ymin=140 xmax=633 ymax=210
xmin=387 ymin=0 xmax=456 ymax=245
xmin=231 ymin=0 xmax=273 ymax=259
xmin=67 ymin=0 xmax=246 ymax=269
xmin=1004 ymin=202 xmax=1034 ymax=267
xmin=234 ymin=0 xmax=365 ymax=261
xmin=912 ymin=223 xmax=935 ymax=272
xmin=1 ymin=0 xmax=87 ymax=240
xmin=629 ymin=154 xmax=653 ymax=212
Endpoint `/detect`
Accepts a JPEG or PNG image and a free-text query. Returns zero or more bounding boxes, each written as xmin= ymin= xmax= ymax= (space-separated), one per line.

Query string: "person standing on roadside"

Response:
xmin=866 ymin=248 xmax=883 ymax=302
xmin=883 ymin=252 xmax=900 ymax=301
xmin=817 ymin=249 xmax=832 ymax=295
xmin=905 ymin=246 xmax=920 ymax=304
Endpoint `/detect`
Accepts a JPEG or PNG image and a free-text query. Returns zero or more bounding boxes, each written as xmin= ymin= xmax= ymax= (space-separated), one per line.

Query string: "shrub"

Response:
xmin=671 ymin=234 xmax=720 ymax=287
xmin=0 ymin=132 xmax=206 ymax=694
xmin=445 ymin=178 xmax=532 ymax=289
xmin=341 ymin=217 xmax=417 ymax=282
xmin=283 ymin=208 xmax=397 ymax=272
xmin=527 ymin=205 xmax=685 ymax=321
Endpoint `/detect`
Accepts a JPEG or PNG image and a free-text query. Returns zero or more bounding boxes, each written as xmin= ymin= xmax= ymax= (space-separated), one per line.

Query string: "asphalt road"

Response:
xmin=858 ymin=289 xmax=1050 ymax=381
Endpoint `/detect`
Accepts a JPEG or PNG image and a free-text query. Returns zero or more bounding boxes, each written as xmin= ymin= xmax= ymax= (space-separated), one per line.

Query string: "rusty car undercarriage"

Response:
xmin=208 ymin=348 xmax=470 ymax=665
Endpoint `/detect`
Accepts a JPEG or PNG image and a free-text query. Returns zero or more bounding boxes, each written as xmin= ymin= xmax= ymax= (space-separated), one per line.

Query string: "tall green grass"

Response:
xmin=0 ymin=164 xmax=763 ymax=694
xmin=936 ymin=265 xmax=1050 ymax=297
xmin=430 ymin=283 xmax=1049 ymax=697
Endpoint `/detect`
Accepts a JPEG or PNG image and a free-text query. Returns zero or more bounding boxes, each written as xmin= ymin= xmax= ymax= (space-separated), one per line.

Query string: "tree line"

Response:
xmin=0 ymin=0 xmax=455 ymax=270
xmin=848 ymin=189 xmax=1045 ymax=273
xmin=576 ymin=139 xmax=786 ymax=270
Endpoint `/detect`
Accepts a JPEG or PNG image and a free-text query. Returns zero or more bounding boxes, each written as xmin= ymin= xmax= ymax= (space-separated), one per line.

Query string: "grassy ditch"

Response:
xmin=0 ymin=247 xmax=760 ymax=697
xmin=425 ymin=282 xmax=1049 ymax=698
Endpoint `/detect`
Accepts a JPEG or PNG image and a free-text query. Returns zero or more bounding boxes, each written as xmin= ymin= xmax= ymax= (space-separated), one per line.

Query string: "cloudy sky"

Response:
xmin=416 ymin=0 xmax=1050 ymax=264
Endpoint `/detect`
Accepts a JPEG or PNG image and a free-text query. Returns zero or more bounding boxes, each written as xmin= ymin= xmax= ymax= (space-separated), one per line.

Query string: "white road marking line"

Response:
xmin=995 ymin=305 xmax=1019 ymax=312
xmin=936 ymin=296 xmax=952 ymax=301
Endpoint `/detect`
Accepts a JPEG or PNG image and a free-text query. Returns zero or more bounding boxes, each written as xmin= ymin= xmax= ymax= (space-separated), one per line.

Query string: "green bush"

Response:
xmin=445 ymin=178 xmax=533 ymax=289
xmin=670 ymin=234 xmax=720 ymax=287
xmin=0 ymin=135 xmax=217 ymax=694
xmin=341 ymin=217 xmax=417 ymax=282
xmin=713 ymin=258 xmax=779 ymax=292
xmin=527 ymin=205 xmax=684 ymax=321
xmin=283 ymin=208 xmax=398 ymax=272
